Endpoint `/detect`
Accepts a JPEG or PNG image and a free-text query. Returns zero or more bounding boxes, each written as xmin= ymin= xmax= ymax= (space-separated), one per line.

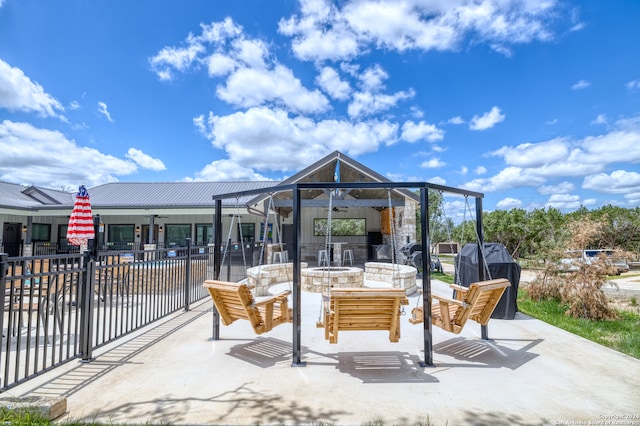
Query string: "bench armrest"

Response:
xmin=431 ymin=294 xmax=465 ymax=306
xmin=254 ymin=290 xmax=291 ymax=307
xmin=448 ymin=284 xmax=468 ymax=293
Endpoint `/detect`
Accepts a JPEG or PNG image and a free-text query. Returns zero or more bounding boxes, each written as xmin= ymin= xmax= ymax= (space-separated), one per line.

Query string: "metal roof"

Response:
xmin=87 ymin=181 xmax=277 ymax=209
xmin=0 ymin=182 xmax=72 ymax=210
xmin=0 ymin=181 xmax=278 ymax=211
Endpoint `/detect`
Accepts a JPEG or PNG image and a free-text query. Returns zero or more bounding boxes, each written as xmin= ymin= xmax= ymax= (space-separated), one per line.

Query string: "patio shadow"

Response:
xmin=326 ymin=351 xmax=438 ymax=383
xmin=227 ymin=337 xmax=292 ymax=367
xmin=433 ymin=337 xmax=542 ymax=370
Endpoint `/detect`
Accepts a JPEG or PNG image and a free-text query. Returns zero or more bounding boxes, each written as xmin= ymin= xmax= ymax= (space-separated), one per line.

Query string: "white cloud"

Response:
xmin=316 ymin=67 xmax=351 ymax=101
xmin=447 ymin=116 xmax=464 ymax=125
xmin=544 ymin=193 xmax=583 ymax=210
xmin=0 ymin=120 xmax=137 ymax=187
xmin=97 ymin=101 xmax=114 ymax=122
xmin=69 ymin=101 xmax=80 ymax=110
xmin=420 ymin=158 xmax=446 ymax=168
xmin=191 ymin=159 xmax=272 ymax=181
xmin=490 ymin=138 xmax=569 ymax=168
xmin=469 ymin=106 xmax=505 ymax=130
xmin=467 ymin=114 xmax=640 ymax=195
xmin=475 ymin=166 xmax=487 ymax=175
xmin=583 ymin=170 xmax=640 ymax=194
xmin=571 ymin=79 xmax=590 ymax=90
xmin=231 ymin=38 xmax=270 ymax=70
xmin=538 ymin=181 xmax=574 ymax=195
xmin=149 ymin=43 xmax=205 ymax=81
xmin=149 ymin=18 xmax=243 ymax=81
xmin=348 ymin=88 xmax=414 ymax=118
xmin=591 ymin=114 xmax=607 ymax=125
xmin=460 ymin=166 xmax=468 ymax=175
xmin=496 ymin=197 xmax=522 ymax=209
xmin=410 ymin=106 xmax=424 ymax=118
xmin=427 ymin=176 xmax=446 ymax=186
xmin=279 ymin=0 xmax=559 ymax=62
xmin=545 ymin=118 xmax=558 ymax=125
xmin=206 ymin=53 xmax=237 ymax=77
xmin=151 ymin=18 xmax=329 ymax=115
xmin=625 ymin=192 xmax=640 ymax=204
xmin=0 ymin=59 xmax=65 ymax=118
xmin=278 ymin=1 xmax=359 ymax=62
xmin=125 ymin=148 xmax=166 ymax=171
xmin=358 ymin=64 xmax=388 ymax=91
xmin=626 ymin=80 xmax=640 ymax=91
xmin=216 ymin=65 xmax=330 ymax=114
xmin=194 ymin=107 xmax=397 ymax=172
xmin=463 ymin=166 xmax=547 ymax=193
xmin=401 ymin=120 xmax=444 ymax=142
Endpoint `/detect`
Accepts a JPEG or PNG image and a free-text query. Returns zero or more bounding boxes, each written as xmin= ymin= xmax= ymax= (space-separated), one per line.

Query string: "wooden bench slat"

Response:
xmin=203 ymin=279 xmax=292 ymax=335
xmin=409 ymin=278 xmax=511 ymax=335
xmin=320 ymin=287 xmax=408 ymax=344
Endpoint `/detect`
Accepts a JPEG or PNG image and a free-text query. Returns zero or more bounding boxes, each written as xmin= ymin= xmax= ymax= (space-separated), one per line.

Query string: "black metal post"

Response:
xmin=291 ymin=185 xmax=305 ymax=366
xmin=475 ymin=196 xmax=489 ymax=340
xmin=79 ymin=251 xmax=95 ymax=361
xmin=185 ymin=238 xmax=191 ymax=312
xmin=419 ymin=187 xmax=434 ymax=367
xmin=211 ymin=199 xmax=222 ymax=340
xmin=0 ymin=253 xmax=7 ymax=384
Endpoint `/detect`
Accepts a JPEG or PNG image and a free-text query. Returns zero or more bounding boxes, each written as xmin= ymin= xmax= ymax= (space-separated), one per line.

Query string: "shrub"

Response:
xmin=560 ymin=259 xmax=617 ymax=321
xmin=527 ymin=256 xmax=617 ymax=321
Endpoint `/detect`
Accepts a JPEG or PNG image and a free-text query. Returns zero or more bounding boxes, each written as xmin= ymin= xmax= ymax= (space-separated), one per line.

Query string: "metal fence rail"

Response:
xmin=0 ymin=241 xmax=213 ymax=391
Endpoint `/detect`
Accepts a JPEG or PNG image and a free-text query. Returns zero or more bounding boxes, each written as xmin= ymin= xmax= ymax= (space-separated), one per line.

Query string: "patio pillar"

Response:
xmin=291 ymin=185 xmax=305 ymax=367
xmin=420 ymin=187 xmax=434 ymax=367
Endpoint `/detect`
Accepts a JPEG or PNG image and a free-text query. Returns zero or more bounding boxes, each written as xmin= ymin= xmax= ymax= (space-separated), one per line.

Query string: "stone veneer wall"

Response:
xmin=246 ymin=262 xmax=308 ymax=296
xmin=364 ymin=262 xmax=418 ymax=295
xmin=300 ymin=267 xmax=364 ymax=293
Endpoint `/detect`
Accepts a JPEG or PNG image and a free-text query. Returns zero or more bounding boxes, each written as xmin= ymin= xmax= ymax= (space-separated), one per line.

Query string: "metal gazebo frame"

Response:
xmin=211 ymin=181 xmax=484 ymax=367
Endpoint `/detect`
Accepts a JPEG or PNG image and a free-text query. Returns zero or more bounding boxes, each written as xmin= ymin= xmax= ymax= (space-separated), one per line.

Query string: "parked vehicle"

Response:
xmin=583 ymin=249 xmax=629 ymax=274
xmin=559 ymin=249 xmax=629 ymax=274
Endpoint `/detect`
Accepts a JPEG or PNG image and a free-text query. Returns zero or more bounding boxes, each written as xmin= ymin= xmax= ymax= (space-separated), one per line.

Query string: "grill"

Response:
xmin=400 ymin=242 xmax=422 ymax=258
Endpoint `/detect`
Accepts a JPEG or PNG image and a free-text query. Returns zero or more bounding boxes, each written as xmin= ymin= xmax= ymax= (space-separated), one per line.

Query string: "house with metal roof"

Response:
xmin=1 ymin=151 xmax=419 ymax=262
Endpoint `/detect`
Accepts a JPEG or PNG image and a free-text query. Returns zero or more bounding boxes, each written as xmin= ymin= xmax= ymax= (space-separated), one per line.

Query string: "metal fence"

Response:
xmin=0 ymin=241 xmax=213 ymax=391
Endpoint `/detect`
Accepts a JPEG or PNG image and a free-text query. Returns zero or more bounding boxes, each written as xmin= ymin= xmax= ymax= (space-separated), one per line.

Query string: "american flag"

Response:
xmin=66 ymin=185 xmax=95 ymax=246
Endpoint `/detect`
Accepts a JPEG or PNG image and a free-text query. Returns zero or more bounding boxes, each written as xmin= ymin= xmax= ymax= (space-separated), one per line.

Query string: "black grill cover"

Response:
xmin=455 ymin=243 xmax=521 ymax=319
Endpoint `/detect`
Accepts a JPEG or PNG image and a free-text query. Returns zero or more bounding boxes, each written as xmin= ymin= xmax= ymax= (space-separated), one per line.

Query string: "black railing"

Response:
xmin=0 ymin=241 xmax=213 ymax=391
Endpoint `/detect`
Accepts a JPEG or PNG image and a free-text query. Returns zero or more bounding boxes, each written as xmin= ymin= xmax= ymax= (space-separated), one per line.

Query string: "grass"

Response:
xmin=431 ymin=270 xmax=640 ymax=359
xmin=517 ymin=287 xmax=640 ymax=359
xmin=429 ymin=271 xmax=454 ymax=284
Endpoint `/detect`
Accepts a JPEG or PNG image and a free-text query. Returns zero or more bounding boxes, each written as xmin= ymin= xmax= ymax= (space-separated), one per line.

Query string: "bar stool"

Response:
xmin=342 ymin=249 xmax=354 ymax=266
xmin=272 ymin=251 xmax=287 ymax=263
xmin=318 ymin=249 xmax=328 ymax=266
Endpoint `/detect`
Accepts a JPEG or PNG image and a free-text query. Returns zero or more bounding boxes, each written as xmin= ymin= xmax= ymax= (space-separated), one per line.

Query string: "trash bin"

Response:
xmin=455 ymin=243 xmax=521 ymax=319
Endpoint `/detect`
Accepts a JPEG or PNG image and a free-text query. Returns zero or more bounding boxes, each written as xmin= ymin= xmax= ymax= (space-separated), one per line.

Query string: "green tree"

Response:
xmin=483 ymin=208 xmax=528 ymax=257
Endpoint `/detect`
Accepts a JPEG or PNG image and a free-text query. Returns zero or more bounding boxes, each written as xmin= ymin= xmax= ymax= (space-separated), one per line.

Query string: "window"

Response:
xmin=109 ymin=225 xmax=135 ymax=243
xmin=31 ymin=223 xmax=51 ymax=241
xmin=314 ymin=218 xmax=366 ymax=236
xmin=107 ymin=224 xmax=135 ymax=250
xmin=195 ymin=224 xmax=213 ymax=245
xmin=165 ymin=224 xmax=191 ymax=247
xmin=238 ymin=223 xmax=255 ymax=243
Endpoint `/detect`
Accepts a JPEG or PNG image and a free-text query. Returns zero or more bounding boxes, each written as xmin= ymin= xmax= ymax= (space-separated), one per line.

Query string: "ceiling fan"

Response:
xmin=325 ymin=206 xmax=349 ymax=213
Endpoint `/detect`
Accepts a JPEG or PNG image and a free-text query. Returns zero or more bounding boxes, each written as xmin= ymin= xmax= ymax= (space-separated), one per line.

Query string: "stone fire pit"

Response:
xmin=301 ymin=266 xmax=364 ymax=292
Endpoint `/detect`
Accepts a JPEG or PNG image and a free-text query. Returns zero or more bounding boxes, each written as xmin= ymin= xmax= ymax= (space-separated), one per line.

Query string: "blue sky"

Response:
xmin=1 ymin=0 xmax=639 ymax=217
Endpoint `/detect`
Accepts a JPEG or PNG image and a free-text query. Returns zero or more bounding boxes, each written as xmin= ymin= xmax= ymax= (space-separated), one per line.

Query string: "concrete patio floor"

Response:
xmin=4 ymin=277 xmax=640 ymax=426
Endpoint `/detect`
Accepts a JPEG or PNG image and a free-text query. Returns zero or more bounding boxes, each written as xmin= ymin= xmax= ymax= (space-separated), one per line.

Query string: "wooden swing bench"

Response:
xmin=203 ymin=280 xmax=292 ymax=335
xmin=409 ymin=278 xmax=510 ymax=334
xmin=318 ymin=288 xmax=409 ymax=344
